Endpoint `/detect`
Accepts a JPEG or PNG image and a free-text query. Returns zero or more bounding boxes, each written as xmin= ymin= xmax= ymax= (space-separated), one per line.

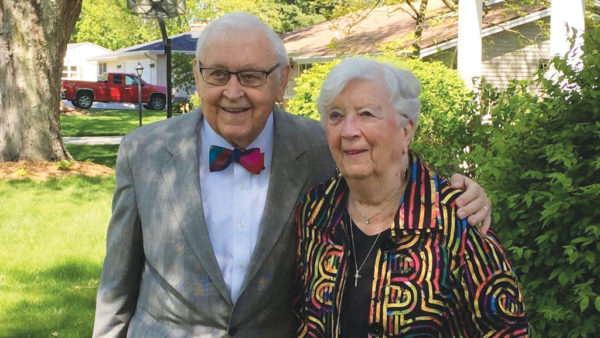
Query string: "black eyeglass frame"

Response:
xmin=198 ymin=63 xmax=281 ymax=87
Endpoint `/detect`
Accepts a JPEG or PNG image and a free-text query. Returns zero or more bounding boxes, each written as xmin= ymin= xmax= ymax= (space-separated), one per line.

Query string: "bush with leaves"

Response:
xmin=172 ymin=53 xmax=196 ymax=97
xmin=287 ymin=55 xmax=479 ymax=176
xmin=470 ymin=27 xmax=600 ymax=336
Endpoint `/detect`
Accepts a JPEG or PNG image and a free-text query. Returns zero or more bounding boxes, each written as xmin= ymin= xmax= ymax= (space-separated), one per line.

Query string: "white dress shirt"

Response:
xmin=199 ymin=114 xmax=273 ymax=303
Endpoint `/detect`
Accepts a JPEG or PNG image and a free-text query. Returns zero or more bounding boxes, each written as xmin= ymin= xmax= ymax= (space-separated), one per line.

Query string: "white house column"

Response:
xmin=457 ymin=0 xmax=483 ymax=88
xmin=550 ymin=0 xmax=585 ymax=70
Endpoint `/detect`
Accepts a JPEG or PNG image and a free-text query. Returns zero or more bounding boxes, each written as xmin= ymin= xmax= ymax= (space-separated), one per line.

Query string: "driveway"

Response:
xmin=61 ymin=100 xmax=138 ymax=110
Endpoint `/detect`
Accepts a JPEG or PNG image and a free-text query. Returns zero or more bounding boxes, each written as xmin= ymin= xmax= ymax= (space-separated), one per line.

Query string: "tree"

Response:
xmin=0 ymin=1 xmax=83 ymax=161
xmin=70 ymin=0 xmax=326 ymax=51
xmin=71 ymin=0 xmax=190 ymax=50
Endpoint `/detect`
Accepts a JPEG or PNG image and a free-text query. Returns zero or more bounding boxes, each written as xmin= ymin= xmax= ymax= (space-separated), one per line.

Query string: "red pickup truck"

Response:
xmin=62 ymin=73 xmax=167 ymax=110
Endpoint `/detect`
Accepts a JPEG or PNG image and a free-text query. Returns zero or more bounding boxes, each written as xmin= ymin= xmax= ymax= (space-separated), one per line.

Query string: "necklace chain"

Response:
xmin=348 ymin=212 xmax=381 ymax=287
xmin=352 ymin=191 xmax=400 ymax=225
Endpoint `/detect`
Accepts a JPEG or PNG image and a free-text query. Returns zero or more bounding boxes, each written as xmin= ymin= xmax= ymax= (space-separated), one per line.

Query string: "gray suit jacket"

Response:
xmin=93 ymin=108 xmax=335 ymax=337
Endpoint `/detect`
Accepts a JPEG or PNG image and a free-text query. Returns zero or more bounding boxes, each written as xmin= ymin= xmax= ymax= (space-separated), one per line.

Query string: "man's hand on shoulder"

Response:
xmin=450 ymin=174 xmax=492 ymax=235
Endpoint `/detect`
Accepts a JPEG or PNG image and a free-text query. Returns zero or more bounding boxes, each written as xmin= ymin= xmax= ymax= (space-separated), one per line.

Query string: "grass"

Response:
xmin=0 ymin=176 xmax=115 ymax=337
xmin=0 ymin=110 xmax=158 ymax=335
xmin=61 ymin=109 xmax=169 ymax=136
xmin=66 ymin=144 xmax=119 ymax=168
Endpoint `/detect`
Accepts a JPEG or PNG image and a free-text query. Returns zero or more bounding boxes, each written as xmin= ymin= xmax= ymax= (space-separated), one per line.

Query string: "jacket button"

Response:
xmin=368 ymin=322 xmax=383 ymax=336
xmin=228 ymin=327 xmax=237 ymax=336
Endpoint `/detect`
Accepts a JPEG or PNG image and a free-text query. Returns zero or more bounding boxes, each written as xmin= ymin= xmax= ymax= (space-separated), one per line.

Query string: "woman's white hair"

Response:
xmin=195 ymin=12 xmax=289 ymax=78
xmin=317 ymin=58 xmax=421 ymax=127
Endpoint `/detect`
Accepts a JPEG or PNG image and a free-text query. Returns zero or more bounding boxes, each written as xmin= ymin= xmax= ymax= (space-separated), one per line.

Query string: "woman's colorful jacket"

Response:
xmin=294 ymin=154 xmax=529 ymax=337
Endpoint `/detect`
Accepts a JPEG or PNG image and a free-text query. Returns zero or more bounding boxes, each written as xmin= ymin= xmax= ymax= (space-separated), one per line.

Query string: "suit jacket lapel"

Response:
xmin=241 ymin=108 xmax=309 ymax=292
xmin=159 ymin=110 xmax=233 ymax=305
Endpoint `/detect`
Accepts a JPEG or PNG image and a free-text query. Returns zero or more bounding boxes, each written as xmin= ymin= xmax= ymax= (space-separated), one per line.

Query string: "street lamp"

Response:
xmin=128 ymin=0 xmax=185 ymax=120
xmin=135 ymin=64 xmax=144 ymax=127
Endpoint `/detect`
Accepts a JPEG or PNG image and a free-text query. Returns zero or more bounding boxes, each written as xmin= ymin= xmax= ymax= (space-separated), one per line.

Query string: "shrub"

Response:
xmin=171 ymin=53 xmax=196 ymax=97
xmin=471 ymin=27 xmax=600 ymax=336
xmin=287 ymin=60 xmax=340 ymax=121
xmin=287 ymin=55 xmax=476 ymax=176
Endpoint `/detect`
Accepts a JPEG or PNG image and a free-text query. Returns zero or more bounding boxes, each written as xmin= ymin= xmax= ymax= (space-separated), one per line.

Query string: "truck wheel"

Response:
xmin=75 ymin=92 xmax=93 ymax=109
xmin=148 ymin=94 xmax=166 ymax=110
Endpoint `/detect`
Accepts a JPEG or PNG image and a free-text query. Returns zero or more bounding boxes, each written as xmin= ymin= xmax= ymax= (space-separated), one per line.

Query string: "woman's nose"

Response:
xmin=341 ymin=116 xmax=360 ymax=138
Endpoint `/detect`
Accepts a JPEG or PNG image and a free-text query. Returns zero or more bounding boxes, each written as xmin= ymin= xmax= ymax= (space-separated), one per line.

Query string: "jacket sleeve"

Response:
xmin=456 ymin=216 xmax=530 ymax=336
xmin=93 ymin=135 xmax=145 ymax=337
xmin=292 ymin=193 xmax=307 ymax=334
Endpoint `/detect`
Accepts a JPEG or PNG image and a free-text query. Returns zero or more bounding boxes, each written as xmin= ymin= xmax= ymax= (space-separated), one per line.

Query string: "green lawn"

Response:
xmin=0 ymin=176 xmax=115 ymax=337
xmin=66 ymin=144 xmax=119 ymax=168
xmin=61 ymin=109 xmax=169 ymax=136
xmin=0 ymin=111 xmax=164 ymax=336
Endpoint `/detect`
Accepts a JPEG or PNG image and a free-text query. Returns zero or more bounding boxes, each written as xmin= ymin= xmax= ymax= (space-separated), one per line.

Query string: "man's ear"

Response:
xmin=277 ymin=64 xmax=290 ymax=103
xmin=192 ymin=59 xmax=202 ymax=97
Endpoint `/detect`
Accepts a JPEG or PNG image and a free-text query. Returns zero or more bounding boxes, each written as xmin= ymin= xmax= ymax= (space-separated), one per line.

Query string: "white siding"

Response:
xmin=481 ymin=19 xmax=550 ymax=90
xmin=63 ymin=43 xmax=111 ymax=81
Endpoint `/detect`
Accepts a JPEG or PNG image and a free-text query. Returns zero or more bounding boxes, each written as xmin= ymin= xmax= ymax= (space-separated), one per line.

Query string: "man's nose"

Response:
xmin=223 ymin=74 xmax=244 ymax=99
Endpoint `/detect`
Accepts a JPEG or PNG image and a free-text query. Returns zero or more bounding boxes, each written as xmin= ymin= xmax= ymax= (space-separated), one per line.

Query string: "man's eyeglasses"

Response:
xmin=198 ymin=63 xmax=280 ymax=87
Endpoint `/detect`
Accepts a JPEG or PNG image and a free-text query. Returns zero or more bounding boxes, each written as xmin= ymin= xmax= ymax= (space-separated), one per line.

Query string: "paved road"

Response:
xmin=63 ymin=136 xmax=123 ymax=145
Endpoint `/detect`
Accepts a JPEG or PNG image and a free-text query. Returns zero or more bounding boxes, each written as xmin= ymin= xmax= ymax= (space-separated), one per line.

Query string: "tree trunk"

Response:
xmin=412 ymin=0 xmax=429 ymax=57
xmin=0 ymin=0 xmax=82 ymax=161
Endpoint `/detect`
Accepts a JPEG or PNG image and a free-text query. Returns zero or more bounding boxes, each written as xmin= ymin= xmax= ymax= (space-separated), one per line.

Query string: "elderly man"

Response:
xmin=93 ymin=12 xmax=491 ymax=337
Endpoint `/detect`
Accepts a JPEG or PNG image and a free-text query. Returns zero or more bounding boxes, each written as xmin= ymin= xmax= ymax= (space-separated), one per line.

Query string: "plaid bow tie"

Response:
xmin=209 ymin=145 xmax=265 ymax=174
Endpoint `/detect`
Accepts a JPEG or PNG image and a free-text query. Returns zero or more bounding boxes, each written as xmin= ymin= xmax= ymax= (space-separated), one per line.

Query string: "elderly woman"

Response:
xmin=294 ymin=58 xmax=529 ymax=337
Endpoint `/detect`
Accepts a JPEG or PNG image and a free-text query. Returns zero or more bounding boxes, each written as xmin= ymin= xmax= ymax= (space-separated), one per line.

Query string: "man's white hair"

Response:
xmin=195 ymin=12 xmax=289 ymax=78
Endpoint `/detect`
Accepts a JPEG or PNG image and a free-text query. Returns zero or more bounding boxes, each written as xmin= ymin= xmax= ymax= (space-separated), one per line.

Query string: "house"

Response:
xmin=62 ymin=42 xmax=112 ymax=81
xmin=89 ymin=30 xmax=201 ymax=87
xmin=281 ymin=0 xmax=552 ymax=97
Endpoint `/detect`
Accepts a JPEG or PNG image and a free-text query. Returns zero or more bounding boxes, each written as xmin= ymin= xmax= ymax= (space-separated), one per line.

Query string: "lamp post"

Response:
xmin=128 ymin=0 xmax=185 ymax=120
xmin=135 ymin=64 xmax=144 ymax=127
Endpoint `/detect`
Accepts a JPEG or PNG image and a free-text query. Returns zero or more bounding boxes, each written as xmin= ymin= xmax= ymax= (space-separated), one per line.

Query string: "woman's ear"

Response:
xmin=402 ymin=118 xmax=415 ymax=153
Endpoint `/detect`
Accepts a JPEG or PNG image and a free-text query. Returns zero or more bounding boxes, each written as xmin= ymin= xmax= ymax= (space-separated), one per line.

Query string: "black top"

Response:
xmin=341 ymin=216 xmax=391 ymax=338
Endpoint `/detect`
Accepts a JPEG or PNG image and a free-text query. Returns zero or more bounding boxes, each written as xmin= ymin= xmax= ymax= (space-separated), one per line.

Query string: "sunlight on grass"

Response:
xmin=0 ymin=176 xmax=115 ymax=337
xmin=61 ymin=109 xmax=170 ymax=136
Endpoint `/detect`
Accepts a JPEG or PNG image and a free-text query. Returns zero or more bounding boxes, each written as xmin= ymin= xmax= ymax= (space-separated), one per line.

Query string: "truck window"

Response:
xmin=125 ymin=75 xmax=140 ymax=86
xmin=113 ymin=74 xmax=123 ymax=84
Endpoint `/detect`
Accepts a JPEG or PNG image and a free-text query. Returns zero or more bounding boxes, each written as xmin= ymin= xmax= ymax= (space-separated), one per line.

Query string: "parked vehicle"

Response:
xmin=61 ymin=73 xmax=167 ymax=110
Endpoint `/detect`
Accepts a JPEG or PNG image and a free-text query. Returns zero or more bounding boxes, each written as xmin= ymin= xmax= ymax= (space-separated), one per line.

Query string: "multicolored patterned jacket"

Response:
xmin=294 ymin=154 xmax=529 ymax=337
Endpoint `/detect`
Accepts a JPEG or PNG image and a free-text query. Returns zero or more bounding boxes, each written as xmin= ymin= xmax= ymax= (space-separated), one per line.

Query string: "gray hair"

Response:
xmin=317 ymin=58 xmax=421 ymax=127
xmin=195 ymin=12 xmax=289 ymax=78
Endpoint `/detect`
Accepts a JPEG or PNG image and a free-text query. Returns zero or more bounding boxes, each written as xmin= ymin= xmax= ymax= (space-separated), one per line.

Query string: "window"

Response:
xmin=98 ymin=63 xmax=107 ymax=76
xmin=113 ymin=74 xmax=122 ymax=84
xmin=125 ymin=75 xmax=139 ymax=86
xmin=61 ymin=65 xmax=79 ymax=79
